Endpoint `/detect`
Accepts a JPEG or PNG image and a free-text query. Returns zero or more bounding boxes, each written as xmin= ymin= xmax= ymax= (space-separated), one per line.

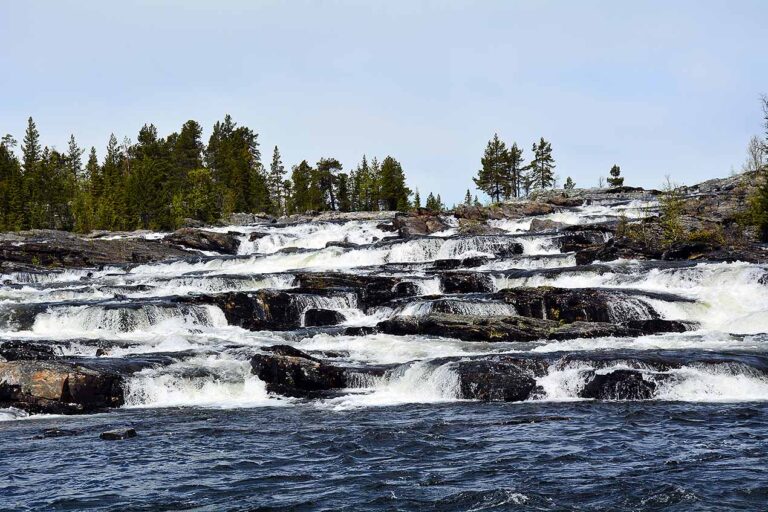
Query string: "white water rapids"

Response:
xmin=1 ymin=199 xmax=768 ymax=416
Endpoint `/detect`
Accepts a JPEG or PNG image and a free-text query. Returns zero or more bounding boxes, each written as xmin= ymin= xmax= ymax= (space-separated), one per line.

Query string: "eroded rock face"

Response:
xmin=187 ymin=289 xmax=356 ymax=331
xmin=0 ymin=230 xmax=192 ymax=268
xmin=295 ymin=273 xmax=420 ymax=308
xmin=580 ymin=369 xmax=656 ymax=400
xmin=250 ymin=346 xmax=347 ymax=398
xmin=376 ymin=313 xmax=638 ymax=343
xmin=450 ymin=357 xmax=548 ymax=402
xmin=393 ymin=211 xmax=449 ymax=236
xmin=0 ymin=360 xmax=124 ymax=414
xmin=304 ymin=309 xmax=346 ymax=327
xmin=165 ymin=228 xmax=241 ymax=254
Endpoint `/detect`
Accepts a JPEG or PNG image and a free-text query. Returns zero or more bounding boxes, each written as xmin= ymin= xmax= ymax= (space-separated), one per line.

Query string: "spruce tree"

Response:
xmin=66 ymin=135 xmax=84 ymax=178
xmin=505 ymin=142 xmax=525 ymax=198
xmin=413 ymin=189 xmax=421 ymax=209
xmin=528 ymin=138 xmax=556 ymax=190
xmin=464 ymin=189 xmax=472 ymax=205
xmin=474 ymin=133 xmax=509 ymax=203
xmin=268 ymin=146 xmax=286 ymax=215
xmin=564 ymin=176 xmax=576 ymax=190
xmin=22 ymin=117 xmax=41 ymax=174
xmin=379 ymin=156 xmax=411 ymax=211
xmin=289 ymin=160 xmax=313 ymax=213
xmin=607 ymin=165 xmax=624 ymax=187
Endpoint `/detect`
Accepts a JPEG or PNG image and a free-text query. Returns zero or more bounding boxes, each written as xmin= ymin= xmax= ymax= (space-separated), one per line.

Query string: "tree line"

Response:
xmin=0 ymin=116 xmax=414 ymax=232
xmin=472 ymin=134 xmax=631 ymax=201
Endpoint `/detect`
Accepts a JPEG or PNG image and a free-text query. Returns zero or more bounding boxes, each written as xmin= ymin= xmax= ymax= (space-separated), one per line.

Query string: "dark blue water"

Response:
xmin=2 ymin=402 xmax=767 ymax=511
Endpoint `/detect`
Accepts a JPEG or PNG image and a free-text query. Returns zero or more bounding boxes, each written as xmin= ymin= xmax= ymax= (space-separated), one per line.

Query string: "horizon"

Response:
xmin=2 ymin=0 xmax=767 ymax=204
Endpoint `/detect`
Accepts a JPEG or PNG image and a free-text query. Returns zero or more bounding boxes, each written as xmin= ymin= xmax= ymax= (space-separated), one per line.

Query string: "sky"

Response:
xmin=1 ymin=0 xmax=767 ymax=205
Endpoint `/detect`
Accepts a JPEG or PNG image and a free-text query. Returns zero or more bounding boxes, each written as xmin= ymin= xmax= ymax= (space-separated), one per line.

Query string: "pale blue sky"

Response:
xmin=1 ymin=0 xmax=766 ymax=204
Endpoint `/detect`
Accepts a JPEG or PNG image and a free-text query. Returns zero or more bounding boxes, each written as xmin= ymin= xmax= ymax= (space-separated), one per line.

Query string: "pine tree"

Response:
xmin=379 ymin=156 xmax=411 ymax=211
xmin=564 ymin=176 xmax=576 ymax=190
xmin=268 ymin=146 xmax=286 ymax=215
xmin=22 ymin=117 xmax=41 ymax=174
xmin=474 ymin=134 xmax=510 ymax=203
xmin=336 ymin=173 xmax=351 ymax=212
xmin=505 ymin=142 xmax=525 ymax=198
xmin=464 ymin=189 xmax=472 ymax=205
xmin=425 ymin=192 xmax=437 ymax=212
xmin=316 ymin=157 xmax=342 ymax=210
xmin=413 ymin=189 xmax=421 ymax=209
xmin=607 ymin=164 xmax=624 ymax=187
xmin=473 ymin=195 xmax=481 ymax=207
xmin=66 ymin=135 xmax=84 ymax=179
xmin=528 ymin=138 xmax=556 ymax=190
xmin=289 ymin=160 xmax=313 ymax=213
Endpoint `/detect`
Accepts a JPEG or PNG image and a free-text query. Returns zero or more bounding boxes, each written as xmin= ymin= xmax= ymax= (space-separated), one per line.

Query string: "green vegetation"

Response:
xmin=607 ymin=165 xmax=624 ymax=187
xmin=0 ymin=116 xmax=415 ymax=232
xmin=473 ymin=134 xmax=555 ymax=202
xmin=742 ymin=96 xmax=768 ymax=241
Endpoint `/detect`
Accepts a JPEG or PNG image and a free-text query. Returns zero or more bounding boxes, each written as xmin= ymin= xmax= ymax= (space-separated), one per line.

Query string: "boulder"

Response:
xmin=393 ymin=211 xmax=449 ymax=236
xmin=529 ymin=218 xmax=567 ymax=232
xmin=304 ymin=308 xmax=346 ymax=327
xmin=100 ymin=428 xmax=137 ymax=440
xmin=0 ymin=360 xmax=124 ymax=414
xmin=165 ymin=228 xmax=241 ymax=254
xmin=295 ymin=273 xmax=420 ymax=308
xmin=0 ymin=340 xmax=61 ymax=361
xmin=450 ymin=357 xmax=548 ymax=401
xmin=439 ymin=272 xmax=495 ymax=294
xmin=580 ymin=369 xmax=656 ymax=400
xmin=250 ymin=346 xmax=347 ymax=398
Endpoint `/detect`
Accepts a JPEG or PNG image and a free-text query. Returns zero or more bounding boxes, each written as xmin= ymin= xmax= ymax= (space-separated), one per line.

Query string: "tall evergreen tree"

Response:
xmin=289 ymin=160 xmax=313 ymax=213
xmin=527 ymin=138 xmax=556 ymax=190
xmin=22 ymin=117 xmax=41 ymax=174
xmin=268 ymin=146 xmax=286 ymax=215
xmin=413 ymin=189 xmax=421 ymax=209
xmin=464 ymin=189 xmax=472 ymax=205
xmin=506 ymin=142 xmax=525 ymax=198
xmin=378 ymin=156 xmax=411 ymax=211
xmin=316 ymin=157 xmax=342 ymax=210
xmin=66 ymin=135 xmax=84 ymax=178
xmin=474 ymin=134 xmax=510 ymax=203
xmin=564 ymin=176 xmax=576 ymax=190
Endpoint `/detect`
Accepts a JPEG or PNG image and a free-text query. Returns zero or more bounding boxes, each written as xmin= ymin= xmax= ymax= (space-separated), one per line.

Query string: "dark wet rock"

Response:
xmin=165 ymin=228 xmax=241 ymax=255
xmin=529 ymin=218 xmax=567 ymax=232
xmin=295 ymin=273 xmax=420 ymax=308
xmin=432 ymin=256 xmax=491 ymax=270
xmin=0 ymin=360 xmax=124 ymax=414
xmin=495 ymin=287 xmax=664 ymax=324
xmin=624 ymin=319 xmax=695 ymax=334
xmin=250 ymin=345 xmax=347 ymax=398
xmin=304 ymin=308 xmax=346 ymax=327
xmin=580 ymin=369 xmax=656 ymax=400
xmin=344 ymin=326 xmax=378 ymax=336
xmin=100 ymin=428 xmax=137 ymax=440
xmin=223 ymin=212 xmax=276 ymax=225
xmin=554 ymin=232 xmax=610 ymax=253
xmin=439 ymin=272 xmax=494 ymax=294
xmin=393 ymin=211 xmax=449 ymax=236
xmin=0 ymin=230 xmax=192 ymax=268
xmin=392 ymin=281 xmax=421 ymax=296
xmin=377 ymin=313 xmax=637 ymax=343
xmin=248 ymin=232 xmax=271 ymax=241
xmin=450 ymin=357 xmax=548 ymax=401
xmin=325 ymin=241 xmax=360 ymax=249
xmin=187 ymin=289 xmax=356 ymax=331
xmin=0 ymin=340 xmax=61 ymax=361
